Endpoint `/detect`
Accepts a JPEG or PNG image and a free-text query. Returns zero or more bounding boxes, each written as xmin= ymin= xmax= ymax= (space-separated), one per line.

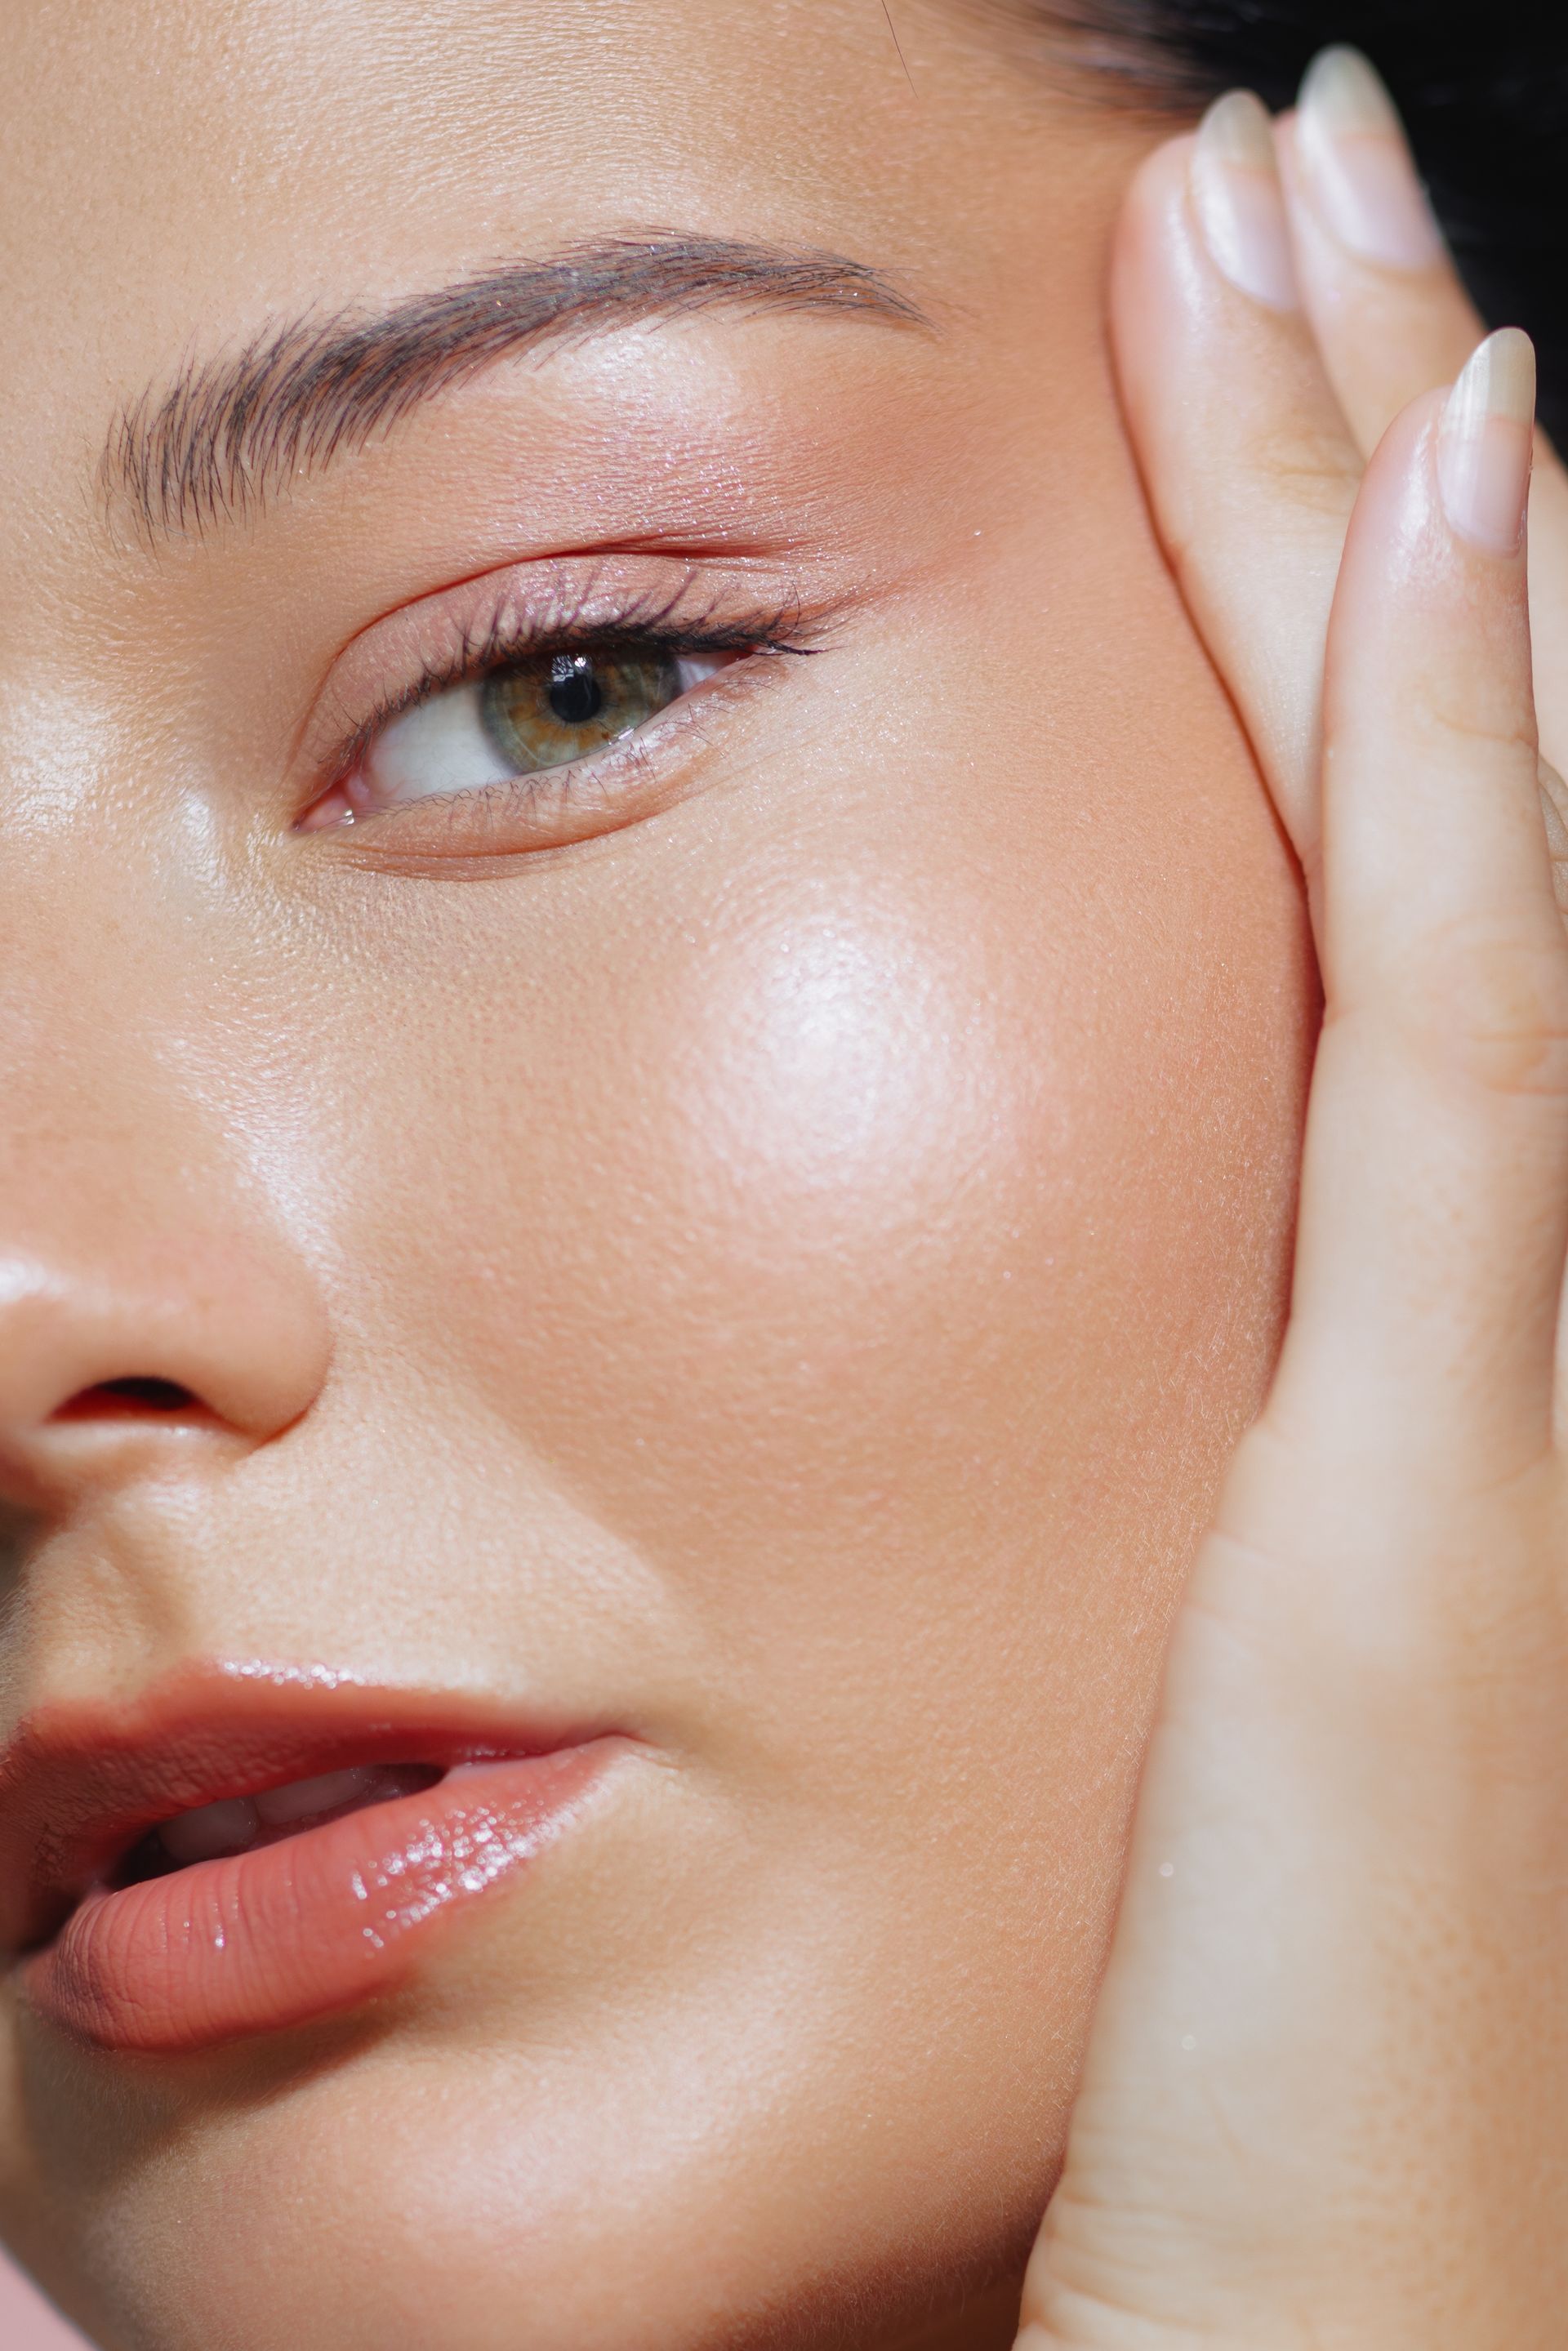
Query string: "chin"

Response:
xmin=33 ymin=1990 xmax=1048 ymax=2351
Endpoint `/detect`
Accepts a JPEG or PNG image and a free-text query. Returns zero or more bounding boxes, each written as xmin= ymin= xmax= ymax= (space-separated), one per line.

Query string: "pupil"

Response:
xmin=548 ymin=655 xmax=604 ymax=727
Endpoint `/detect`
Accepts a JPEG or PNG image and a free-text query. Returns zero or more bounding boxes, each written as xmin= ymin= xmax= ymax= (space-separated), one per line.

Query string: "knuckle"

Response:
xmin=1422 ymin=928 xmax=1568 ymax=1098
xmin=1411 ymin=694 xmax=1540 ymax=766
xmin=1246 ymin=415 xmax=1362 ymax=523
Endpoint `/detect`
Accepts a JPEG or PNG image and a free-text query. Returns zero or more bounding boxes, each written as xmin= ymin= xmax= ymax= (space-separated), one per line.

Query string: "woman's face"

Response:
xmin=0 ymin=5 xmax=1311 ymax=2345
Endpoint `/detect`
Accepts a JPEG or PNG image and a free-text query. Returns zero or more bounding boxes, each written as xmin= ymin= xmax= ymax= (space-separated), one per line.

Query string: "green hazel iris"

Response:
xmin=479 ymin=648 xmax=683 ymax=774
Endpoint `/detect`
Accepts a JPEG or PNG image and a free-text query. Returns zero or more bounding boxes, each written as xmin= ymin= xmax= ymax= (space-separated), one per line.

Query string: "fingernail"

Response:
xmin=1438 ymin=328 xmax=1536 ymax=555
xmin=1298 ymin=47 xmax=1444 ymax=270
xmin=1189 ymin=91 xmax=1299 ymax=310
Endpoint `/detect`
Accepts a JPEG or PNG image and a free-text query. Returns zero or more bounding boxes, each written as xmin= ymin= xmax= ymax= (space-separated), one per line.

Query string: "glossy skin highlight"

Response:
xmin=0 ymin=5 xmax=1312 ymax=2348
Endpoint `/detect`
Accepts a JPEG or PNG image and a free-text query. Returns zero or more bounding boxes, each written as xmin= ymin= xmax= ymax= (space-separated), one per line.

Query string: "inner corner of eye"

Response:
xmin=298 ymin=777 xmax=356 ymax=832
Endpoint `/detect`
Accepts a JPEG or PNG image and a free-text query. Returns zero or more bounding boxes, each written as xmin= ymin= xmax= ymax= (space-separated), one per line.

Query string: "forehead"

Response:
xmin=0 ymin=1 xmax=1138 ymax=746
xmin=0 ymin=0 xmax=1168 ymax=736
xmin=1 ymin=2 xmax=1051 ymax=484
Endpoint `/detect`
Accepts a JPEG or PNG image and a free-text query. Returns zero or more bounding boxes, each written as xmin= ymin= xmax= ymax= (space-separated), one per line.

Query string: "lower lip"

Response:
xmin=25 ymin=1745 xmax=611 ymax=2055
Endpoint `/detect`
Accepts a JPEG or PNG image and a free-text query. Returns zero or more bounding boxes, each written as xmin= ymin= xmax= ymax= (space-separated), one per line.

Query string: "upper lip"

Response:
xmin=0 ymin=1660 xmax=603 ymax=1958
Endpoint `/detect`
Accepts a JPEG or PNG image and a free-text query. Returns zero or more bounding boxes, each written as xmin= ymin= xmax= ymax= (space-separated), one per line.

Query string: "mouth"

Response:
xmin=1 ymin=1666 xmax=621 ymax=2055
xmin=109 ymin=1760 xmax=451 ymax=1881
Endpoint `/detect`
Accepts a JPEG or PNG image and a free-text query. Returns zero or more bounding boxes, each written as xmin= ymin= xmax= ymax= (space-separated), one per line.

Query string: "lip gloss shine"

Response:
xmin=27 ymin=1745 xmax=610 ymax=2054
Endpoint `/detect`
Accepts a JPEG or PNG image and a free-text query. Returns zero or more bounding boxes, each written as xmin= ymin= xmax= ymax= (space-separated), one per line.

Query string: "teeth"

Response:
xmin=149 ymin=1763 xmax=438 ymax=1872
xmin=253 ymin=1767 xmax=375 ymax=1827
xmin=159 ymin=1797 xmax=260 ymax=1864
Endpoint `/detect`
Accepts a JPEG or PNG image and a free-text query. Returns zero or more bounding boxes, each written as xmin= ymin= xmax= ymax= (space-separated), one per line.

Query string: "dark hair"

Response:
xmin=1025 ymin=2 xmax=1568 ymax=442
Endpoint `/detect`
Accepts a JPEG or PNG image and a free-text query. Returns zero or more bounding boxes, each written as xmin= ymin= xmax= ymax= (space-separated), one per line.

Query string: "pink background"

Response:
xmin=0 ymin=2253 xmax=91 ymax=2345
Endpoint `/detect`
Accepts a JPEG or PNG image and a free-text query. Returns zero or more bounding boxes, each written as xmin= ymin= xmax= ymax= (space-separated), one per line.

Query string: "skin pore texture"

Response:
xmin=0 ymin=5 xmax=1312 ymax=2348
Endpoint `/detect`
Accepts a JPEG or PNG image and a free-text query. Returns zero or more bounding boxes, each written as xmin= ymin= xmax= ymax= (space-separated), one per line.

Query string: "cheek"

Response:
xmin=445 ymin=879 xmax=1062 ymax=1552
xmin=392 ymin=808 xmax=1302 ymax=1676
xmin=677 ymin=908 xmax=995 ymax=1229
xmin=665 ymin=897 xmax=1033 ymax=1402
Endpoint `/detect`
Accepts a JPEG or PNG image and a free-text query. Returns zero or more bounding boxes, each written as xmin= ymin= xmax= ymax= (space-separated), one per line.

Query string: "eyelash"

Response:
xmin=314 ymin=572 xmax=817 ymax=811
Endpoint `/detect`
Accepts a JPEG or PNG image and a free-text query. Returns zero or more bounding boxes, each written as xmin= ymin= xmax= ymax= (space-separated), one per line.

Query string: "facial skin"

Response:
xmin=0 ymin=5 xmax=1312 ymax=2346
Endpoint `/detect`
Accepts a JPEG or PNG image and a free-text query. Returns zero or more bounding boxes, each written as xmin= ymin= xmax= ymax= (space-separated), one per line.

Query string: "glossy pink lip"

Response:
xmin=1 ymin=1663 xmax=621 ymax=2054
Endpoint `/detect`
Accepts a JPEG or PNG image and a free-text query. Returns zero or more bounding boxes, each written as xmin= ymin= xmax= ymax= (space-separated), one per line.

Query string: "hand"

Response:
xmin=1016 ymin=55 xmax=1568 ymax=2349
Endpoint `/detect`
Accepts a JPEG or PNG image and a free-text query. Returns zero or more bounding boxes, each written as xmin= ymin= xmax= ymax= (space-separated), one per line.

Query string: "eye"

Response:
xmin=314 ymin=643 xmax=733 ymax=827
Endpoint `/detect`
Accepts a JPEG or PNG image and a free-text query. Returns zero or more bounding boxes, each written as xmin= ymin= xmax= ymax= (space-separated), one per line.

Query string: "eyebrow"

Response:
xmin=100 ymin=234 xmax=929 ymax=545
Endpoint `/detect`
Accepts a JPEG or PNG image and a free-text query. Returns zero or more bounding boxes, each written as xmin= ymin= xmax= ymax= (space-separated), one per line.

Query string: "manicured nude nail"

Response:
xmin=1189 ymin=91 xmax=1299 ymax=311
xmin=1438 ymin=329 xmax=1536 ymax=555
xmin=1297 ymin=47 xmax=1444 ymax=271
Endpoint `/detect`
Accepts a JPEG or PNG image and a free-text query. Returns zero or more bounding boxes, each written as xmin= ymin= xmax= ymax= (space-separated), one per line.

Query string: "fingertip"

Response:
xmin=1276 ymin=65 xmax=1491 ymax=467
xmin=1349 ymin=335 xmax=1538 ymax=568
xmin=1109 ymin=132 xmax=1204 ymax=398
xmin=1439 ymin=329 xmax=1537 ymax=557
xmin=1112 ymin=129 xmax=1200 ymax=283
xmin=1190 ymin=91 xmax=1299 ymax=313
xmin=1116 ymin=99 xmax=1306 ymax=335
xmin=1325 ymin=367 xmax=1534 ymax=767
xmin=1294 ymin=44 xmax=1445 ymax=274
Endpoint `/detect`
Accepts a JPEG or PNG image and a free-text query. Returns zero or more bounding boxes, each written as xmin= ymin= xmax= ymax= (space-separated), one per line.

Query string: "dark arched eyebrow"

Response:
xmin=101 ymin=234 xmax=930 ymax=545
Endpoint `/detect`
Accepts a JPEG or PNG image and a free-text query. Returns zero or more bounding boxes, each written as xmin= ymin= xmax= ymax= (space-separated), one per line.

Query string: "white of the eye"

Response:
xmin=675 ymin=652 xmax=728 ymax=693
xmin=362 ymin=651 xmax=733 ymax=808
xmin=363 ymin=680 xmax=519 ymax=804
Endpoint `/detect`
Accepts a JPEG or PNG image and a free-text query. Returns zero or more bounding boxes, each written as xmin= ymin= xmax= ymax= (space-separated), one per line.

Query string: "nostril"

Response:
xmin=55 ymin=1376 xmax=205 ymax=1422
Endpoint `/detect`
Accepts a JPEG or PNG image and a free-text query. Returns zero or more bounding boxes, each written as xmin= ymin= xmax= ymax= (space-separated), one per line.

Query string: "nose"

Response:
xmin=0 ymin=1141 xmax=330 ymax=1507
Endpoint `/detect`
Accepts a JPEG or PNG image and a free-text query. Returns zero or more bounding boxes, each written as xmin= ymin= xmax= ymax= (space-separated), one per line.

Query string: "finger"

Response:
xmin=1541 ymin=755 xmax=1568 ymax=914
xmin=1281 ymin=47 xmax=1568 ymax=776
xmin=1111 ymin=95 xmax=1361 ymax=872
xmin=1271 ymin=332 xmax=1568 ymax=1479
xmin=1281 ymin=52 xmax=1481 ymax=443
